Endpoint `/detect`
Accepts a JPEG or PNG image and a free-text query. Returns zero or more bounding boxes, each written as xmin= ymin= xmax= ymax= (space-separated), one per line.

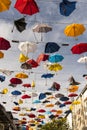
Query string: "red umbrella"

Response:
xmin=26 ymin=59 xmax=39 ymax=68
xmin=68 ymin=93 xmax=78 ymax=97
xmin=21 ymin=94 xmax=31 ymax=99
xmin=10 ymin=78 xmax=22 ymax=84
xmin=0 ymin=37 xmax=11 ymax=50
xmin=14 ymin=0 xmax=39 ymax=15
xmin=28 ymin=113 xmax=36 ymax=118
xmin=36 ymin=53 xmax=49 ymax=64
xmin=37 ymin=109 xmax=46 ymax=113
xmin=71 ymin=43 xmax=87 ymax=54
xmin=64 ymin=101 xmax=72 ymax=105
xmin=22 ymin=83 xmax=31 ymax=88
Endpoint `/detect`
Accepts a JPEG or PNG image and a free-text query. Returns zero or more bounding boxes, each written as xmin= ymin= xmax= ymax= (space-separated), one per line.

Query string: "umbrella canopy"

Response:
xmin=48 ymin=54 xmax=64 ymax=63
xmin=21 ymin=62 xmax=32 ymax=70
xmin=14 ymin=0 xmax=39 ymax=15
xmin=36 ymin=53 xmax=49 ymax=64
xmin=51 ymin=82 xmax=60 ymax=91
xmin=21 ymin=94 xmax=31 ymax=99
xmin=44 ymin=42 xmax=60 ymax=53
xmin=19 ymin=53 xmax=29 ymax=62
xmin=18 ymin=41 xmax=37 ymax=56
xmin=71 ymin=43 xmax=87 ymax=54
xmin=68 ymin=85 xmax=79 ymax=92
xmin=68 ymin=76 xmax=80 ymax=85
xmin=2 ymin=88 xmax=8 ymax=94
xmin=37 ymin=109 xmax=46 ymax=113
xmin=15 ymin=72 xmax=28 ymax=79
xmin=26 ymin=59 xmax=39 ymax=68
xmin=0 ymin=0 xmax=11 ymax=12
xmin=55 ymin=93 xmax=64 ymax=98
xmin=64 ymin=101 xmax=72 ymax=105
xmin=64 ymin=23 xmax=86 ymax=38
xmin=0 ymin=69 xmax=14 ymax=76
xmin=22 ymin=83 xmax=31 ymax=88
xmin=68 ymin=93 xmax=78 ymax=97
xmin=13 ymin=17 xmax=27 ymax=32
xmin=0 ymin=75 xmax=5 ymax=82
xmin=28 ymin=113 xmax=36 ymax=118
xmin=41 ymin=73 xmax=54 ymax=78
xmin=60 ymin=96 xmax=69 ymax=101
xmin=0 ymin=51 xmax=4 ymax=58
xmin=10 ymin=78 xmax=22 ymax=84
xmin=0 ymin=37 xmax=11 ymax=50
xmin=48 ymin=63 xmax=63 ymax=72
xmin=11 ymin=90 xmax=22 ymax=96
xmin=39 ymin=93 xmax=46 ymax=100
xmin=77 ymin=56 xmax=87 ymax=63
xmin=72 ymin=100 xmax=81 ymax=105
xmin=59 ymin=0 xmax=77 ymax=16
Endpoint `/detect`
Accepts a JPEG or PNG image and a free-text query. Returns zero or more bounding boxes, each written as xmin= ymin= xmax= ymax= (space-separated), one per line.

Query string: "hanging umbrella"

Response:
xmin=11 ymin=90 xmax=22 ymax=96
xmin=44 ymin=42 xmax=60 ymax=53
xmin=0 ymin=37 xmax=11 ymax=50
xmin=39 ymin=93 xmax=46 ymax=100
xmin=56 ymin=110 xmax=63 ymax=115
xmin=10 ymin=78 xmax=22 ymax=84
xmin=55 ymin=101 xmax=61 ymax=106
xmin=13 ymin=17 xmax=27 ymax=32
xmin=67 ymin=85 xmax=79 ymax=92
xmin=68 ymin=76 xmax=80 ymax=85
xmin=19 ymin=53 xmax=29 ymax=62
xmin=36 ymin=53 xmax=49 ymax=64
xmin=68 ymin=93 xmax=78 ymax=97
xmin=64 ymin=101 xmax=72 ymax=105
xmin=22 ymin=83 xmax=31 ymax=88
xmin=21 ymin=94 xmax=31 ymax=99
xmin=2 ymin=88 xmax=8 ymax=94
xmin=59 ymin=96 xmax=69 ymax=101
xmin=28 ymin=113 xmax=36 ymax=118
xmin=0 ymin=69 xmax=14 ymax=76
xmin=71 ymin=43 xmax=87 ymax=54
xmin=20 ymin=62 xmax=32 ymax=70
xmin=72 ymin=100 xmax=81 ymax=105
xmin=37 ymin=109 xmax=46 ymax=113
xmin=15 ymin=72 xmax=28 ymax=79
xmin=44 ymin=92 xmax=52 ymax=95
xmin=26 ymin=59 xmax=39 ymax=68
xmin=18 ymin=41 xmax=37 ymax=56
xmin=45 ymin=103 xmax=54 ymax=108
xmin=64 ymin=23 xmax=86 ymax=39
xmin=33 ymin=99 xmax=41 ymax=104
xmin=59 ymin=0 xmax=77 ymax=16
xmin=77 ymin=56 xmax=87 ymax=68
xmin=42 ymin=100 xmax=50 ymax=104
xmin=59 ymin=103 xmax=66 ymax=108
xmin=32 ymin=23 xmax=52 ymax=41
xmin=51 ymin=82 xmax=60 ymax=91
xmin=41 ymin=73 xmax=54 ymax=86
xmin=14 ymin=0 xmax=39 ymax=15
xmin=48 ymin=54 xmax=64 ymax=63
xmin=48 ymin=63 xmax=63 ymax=72
xmin=0 ymin=51 xmax=4 ymax=58
xmin=0 ymin=0 xmax=11 ymax=12
xmin=55 ymin=93 xmax=64 ymax=98
xmin=0 ymin=75 xmax=5 ymax=82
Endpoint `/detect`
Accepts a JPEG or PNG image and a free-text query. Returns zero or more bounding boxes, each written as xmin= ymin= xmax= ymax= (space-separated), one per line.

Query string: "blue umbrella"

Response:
xmin=0 ymin=75 xmax=5 ymax=82
xmin=59 ymin=0 xmax=77 ymax=16
xmin=59 ymin=103 xmax=66 ymax=108
xmin=11 ymin=90 xmax=21 ymax=96
xmin=41 ymin=73 xmax=54 ymax=86
xmin=60 ymin=96 xmax=69 ymax=101
xmin=33 ymin=99 xmax=41 ymax=104
xmin=39 ymin=93 xmax=46 ymax=100
xmin=48 ymin=54 xmax=64 ymax=63
xmin=44 ymin=42 xmax=60 ymax=53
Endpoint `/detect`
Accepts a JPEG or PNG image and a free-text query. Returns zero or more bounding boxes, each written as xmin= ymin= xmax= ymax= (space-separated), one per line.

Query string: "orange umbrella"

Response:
xmin=0 ymin=0 xmax=11 ymax=12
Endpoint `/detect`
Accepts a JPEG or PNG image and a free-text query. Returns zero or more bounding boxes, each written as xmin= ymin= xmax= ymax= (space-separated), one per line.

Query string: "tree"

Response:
xmin=39 ymin=118 xmax=70 ymax=130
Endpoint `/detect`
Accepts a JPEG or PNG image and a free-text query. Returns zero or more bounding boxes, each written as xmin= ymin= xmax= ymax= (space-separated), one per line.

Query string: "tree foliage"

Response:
xmin=39 ymin=118 xmax=70 ymax=130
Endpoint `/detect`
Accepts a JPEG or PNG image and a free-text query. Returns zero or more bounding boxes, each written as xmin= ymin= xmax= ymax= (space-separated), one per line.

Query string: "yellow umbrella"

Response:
xmin=15 ymin=72 xmax=28 ymax=79
xmin=37 ymin=115 xmax=45 ymax=119
xmin=0 ymin=0 xmax=11 ymax=12
xmin=45 ymin=103 xmax=54 ymax=107
xmin=18 ymin=99 xmax=23 ymax=104
xmin=68 ymin=85 xmax=79 ymax=92
xmin=19 ymin=53 xmax=29 ymax=62
xmin=72 ymin=100 xmax=81 ymax=105
xmin=31 ymin=80 xmax=35 ymax=88
xmin=0 ymin=51 xmax=4 ymax=58
xmin=48 ymin=63 xmax=63 ymax=72
xmin=64 ymin=23 xmax=86 ymax=38
xmin=2 ymin=88 xmax=8 ymax=94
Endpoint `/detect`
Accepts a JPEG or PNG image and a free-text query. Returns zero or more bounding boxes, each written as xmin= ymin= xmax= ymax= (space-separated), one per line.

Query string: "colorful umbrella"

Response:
xmin=32 ymin=23 xmax=52 ymax=41
xmin=28 ymin=113 xmax=36 ymax=118
xmin=13 ymin=17 xmax=27 ymax=32
xmin=18 ymin=41 xmax=37 ymax=56
xmin=26 ymin=59 xmax=39 ymax=68
xmin=0 ymin=51 xmax=4 ymax=58
xmin=37 ymin=109 xmax=46 ymax=113
xmin=15 ymin=72 xmax=28 ymax=79
xmin=60 ymin=96 xmax=69 ymax=101
xmin=0 ymin=0 xmax=11 ymax=12
xmin=77 ymin=56 xmax=87 ymax=68
xmin=0 ymin=69 xmax=14 ymax=76
xmin=64 ymin=101 xmax=72 ymax=105
xmin=71 ymin=43 xmax=87 ymax=54
xmin=48 ymin=54 xmax=64 ymax=63
xmin=59 ymin=103 xmax=66 ymax=108
xmin=44 ymin=42 xmax=60 ymax=53
xmin=10 ymin=78 xmax=22 ymax=84
xmin=59 ymin=0 xmax=77 ymax=16
xmin=48 ymin=63 xmax=63 ymax=72
xmin=0 ymin=37 xmax=11 ymax=50
xmin=11 ymin=90 xmax=22 ymax=96
xmin=2 ymin=88 xmax=8 ymax=94
xmin=19 ymin=53 xmax=29 ymax=62
xmin=72 ymin=100 xmax=81 ymax=105
xmin=51 ymin=82 xmax=60 ymax=91
xmin=55 ymin=93 xmax=64 ymax=98
xmin=14 ymin=0 xmax=39 ymax=15
xmin=36 ymin=53 xmax=49 ymax=64
xmin=21 ymin=94 xmax=31 ymax=99
xmin=39 ymin=93 xmax=46 ymax=100
xmin=68 ymin=76 xmax=80 ymax=85
xmin=68 ymin=93 xmax=78 ymax=97
xmin=64 ymin=23 xmax=86 ymax=39
xmin=0 ymin=75 xmax=5 ymax=82
xmin=21 ymin=62 xmax=32 ymax=70
xmin=68 ymin=85 xmax=79 ymax=92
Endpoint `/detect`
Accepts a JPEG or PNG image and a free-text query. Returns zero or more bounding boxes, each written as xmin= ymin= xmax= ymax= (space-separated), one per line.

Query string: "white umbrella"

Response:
xmin=77 ymin=56 xmax=87 ymax=68
xmin=18 ymin=41 xmax=37 ymax=56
